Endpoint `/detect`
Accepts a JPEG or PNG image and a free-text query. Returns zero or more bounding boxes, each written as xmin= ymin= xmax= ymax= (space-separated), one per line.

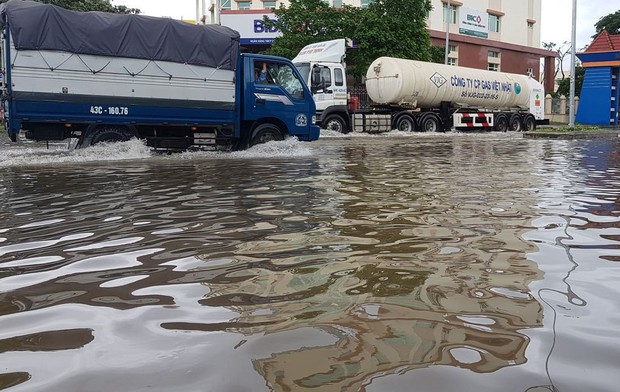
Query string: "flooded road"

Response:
xmin=1 ymin=132 xmax=619 ymax=392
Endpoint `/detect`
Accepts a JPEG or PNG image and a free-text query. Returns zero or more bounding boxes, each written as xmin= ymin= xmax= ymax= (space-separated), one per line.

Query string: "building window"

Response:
xmin=448 ymin=57 xmax=457 ymax=66
xmin=489 ymin=14 xmax=501 ymax=33
xmin=488 ymin=63 xmax=500 ymax=72
xmin=527 ymin=67 xmax=534 ymax=75
xmin=237 ymin=1 xmax=250 ymax=9
xmin=335 ymin=68 xmax=344 ymax=86
xmin=332 ymin=0 xmax=342 ymax=7
xmin=444 ymin=4 xmax=457 ymax=24
xmin=528 ymin=21 xmax=534 ymax=29
xmin=448 ymin=44 xmax=457 ymax=53
xmin=361 ymin=0 xmax=373 ymax=8
xmin=488 ymin=50 xmax=500 ymax=58
xmin=221 ymin=0 xmax=231 ymax=10
xmin=263 ymin=0 xmax=276 ymax=9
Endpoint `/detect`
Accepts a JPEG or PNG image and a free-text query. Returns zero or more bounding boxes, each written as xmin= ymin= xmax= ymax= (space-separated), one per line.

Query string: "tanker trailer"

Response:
xmin=365 ymin=57 xmax=546 ymax=132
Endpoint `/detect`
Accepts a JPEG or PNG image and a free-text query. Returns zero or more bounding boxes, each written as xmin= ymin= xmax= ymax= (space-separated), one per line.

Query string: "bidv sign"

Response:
xmin=254 ymin=18 xmax=279 ymax=33
xmin=459 ymin=7 xmax=488 ymax=39
xmin=466 ymin=13 xmax=482 ymax=25
xmin=220 ymin=12 xmax=281 ymax=45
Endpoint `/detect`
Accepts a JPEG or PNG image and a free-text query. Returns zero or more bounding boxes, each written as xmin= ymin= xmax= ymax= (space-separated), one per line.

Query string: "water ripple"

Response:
xmin=1 ymin=135 xmax=619 ymax=391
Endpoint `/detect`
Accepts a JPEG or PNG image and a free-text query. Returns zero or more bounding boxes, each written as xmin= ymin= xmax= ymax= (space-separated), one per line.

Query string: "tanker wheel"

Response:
xmin=323 ymin=115 xmax=348 ymax=134
xmin=250 ymin=123 xmax=283 ymax=147
xmin=494 ymin=114 xmax=509 ymax=132
xmin=395 ymin=115 xmax=416 ymax=132
xmin=509 ymin=114 xmax=523 ymax=132
xmin=523 ymin=114 xmax=537 ymax=132
xmin=421 ymin=114 xmax=441 ymax=133
xmin=90 ymin=127 xmax=132 ymax=146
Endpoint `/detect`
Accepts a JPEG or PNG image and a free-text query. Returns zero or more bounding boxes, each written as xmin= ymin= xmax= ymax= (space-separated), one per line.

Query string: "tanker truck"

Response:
xmin=293 ymin=39 xmax=546 ymax=134
xmin=0 ymin=0 xmax=319 ymax=151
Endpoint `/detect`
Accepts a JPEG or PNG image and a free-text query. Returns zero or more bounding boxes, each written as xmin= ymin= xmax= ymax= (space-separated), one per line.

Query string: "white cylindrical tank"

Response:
xmin=366 ymin=57 xmax=542 ymax=111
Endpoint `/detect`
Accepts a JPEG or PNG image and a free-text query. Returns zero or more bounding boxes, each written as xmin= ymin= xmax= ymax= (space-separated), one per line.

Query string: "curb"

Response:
xmin=523 ymin=130 xmax=619 ymax=139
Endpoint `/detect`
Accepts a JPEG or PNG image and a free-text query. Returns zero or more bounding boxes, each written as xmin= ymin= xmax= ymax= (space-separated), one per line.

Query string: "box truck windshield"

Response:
xmin=295 ymin=63 xmax=311 ymax=84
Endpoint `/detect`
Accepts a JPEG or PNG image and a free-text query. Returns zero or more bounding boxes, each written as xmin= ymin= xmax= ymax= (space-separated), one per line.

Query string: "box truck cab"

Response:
xmin=293 ymin=39 xmax=352 ymax=133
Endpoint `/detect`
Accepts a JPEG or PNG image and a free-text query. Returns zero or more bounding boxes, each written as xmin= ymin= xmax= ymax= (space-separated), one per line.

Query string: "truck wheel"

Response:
xmin=523 ymin=114 xmax=536 ymax=132
xmin=395 ymin=114 xmax=416 ymax=132
xmin=90 ymin=127 xmax=132 ymax=145
xmin=494 ymin=114 xmax=509 ymax=132
xmin=323 ymin=115 xmax=348 ymax=134
xmin=509 ymin=114 xmax=523 ymax=132
xmin=420 ymin=114 xmax=441 ymax=132
xmin=250 ymin=123 xmax=283 ymax=146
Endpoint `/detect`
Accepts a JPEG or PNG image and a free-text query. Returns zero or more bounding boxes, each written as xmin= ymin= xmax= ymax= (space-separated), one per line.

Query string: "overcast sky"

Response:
xmin=112 ymin=0 xmax=618 ymax=49
xmin=541 ymin=1 xmax=618 ymax=49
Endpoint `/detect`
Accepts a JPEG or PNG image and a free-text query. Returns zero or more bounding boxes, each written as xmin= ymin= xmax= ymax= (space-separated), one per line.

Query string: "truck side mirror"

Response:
xmin=311 ymin=67 xmax=321 ymax=93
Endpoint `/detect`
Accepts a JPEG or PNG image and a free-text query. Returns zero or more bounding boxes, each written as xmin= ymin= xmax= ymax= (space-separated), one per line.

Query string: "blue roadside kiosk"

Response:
xmin=576 ymin=31 xmax=620 ymax=127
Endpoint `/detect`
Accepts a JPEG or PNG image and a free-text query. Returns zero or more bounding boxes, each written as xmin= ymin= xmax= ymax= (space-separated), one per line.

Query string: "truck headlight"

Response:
xmin=312 ymin=115 xmax=317 ymax=125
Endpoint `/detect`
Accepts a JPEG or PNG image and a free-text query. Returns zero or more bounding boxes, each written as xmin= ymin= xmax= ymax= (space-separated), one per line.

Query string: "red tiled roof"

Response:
xmin=584 ymin=30 xmax=620 ymax=53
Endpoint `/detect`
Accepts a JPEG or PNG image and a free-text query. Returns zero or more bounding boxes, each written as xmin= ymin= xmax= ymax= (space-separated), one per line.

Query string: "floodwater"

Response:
xmin=1 ymin=131 xmax=619 ymax=392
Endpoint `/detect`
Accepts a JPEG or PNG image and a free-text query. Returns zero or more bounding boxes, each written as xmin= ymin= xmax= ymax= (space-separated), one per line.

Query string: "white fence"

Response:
xmin=545 ymin=94 xmax=580 ymax=124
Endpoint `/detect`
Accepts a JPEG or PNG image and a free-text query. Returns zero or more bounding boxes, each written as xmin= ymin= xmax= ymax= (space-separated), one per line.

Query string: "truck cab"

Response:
xmin=242 ymin=53 xmax=320 ymax=146
xmin=293 ymin=39 xmax=351 ymax=133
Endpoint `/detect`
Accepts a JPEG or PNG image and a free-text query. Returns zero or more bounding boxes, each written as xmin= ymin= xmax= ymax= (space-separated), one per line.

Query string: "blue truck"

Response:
xmin=0 ymin=0 xmax=319 ymax=150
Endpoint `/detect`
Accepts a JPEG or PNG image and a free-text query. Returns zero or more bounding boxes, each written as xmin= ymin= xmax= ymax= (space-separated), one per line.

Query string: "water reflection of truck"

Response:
xmin=293 ymin=39 xmax=546 ymax=134
xmin=0 ymin=0 xmax=319 ymax=150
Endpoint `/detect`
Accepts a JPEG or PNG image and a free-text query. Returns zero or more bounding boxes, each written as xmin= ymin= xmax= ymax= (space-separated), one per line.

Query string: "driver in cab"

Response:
xmin=255 ymin=63 xmax=271 ymax=84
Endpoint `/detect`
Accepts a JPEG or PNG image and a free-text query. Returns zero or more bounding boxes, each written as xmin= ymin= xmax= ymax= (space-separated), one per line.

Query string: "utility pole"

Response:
xmin=569 ymin=0 xmax=577 ymax=127
xmin=444 ymin=0 xmax=451 ymax=64
xmin=211 ymin=0 xmax=217 ymax=24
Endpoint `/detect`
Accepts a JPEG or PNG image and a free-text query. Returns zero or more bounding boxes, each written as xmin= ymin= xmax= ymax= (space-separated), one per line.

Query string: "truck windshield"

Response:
xmin=273 ymin=64 xmax=305 ymax=100
xmin=294 ymin=63 xmax=310 ymax=85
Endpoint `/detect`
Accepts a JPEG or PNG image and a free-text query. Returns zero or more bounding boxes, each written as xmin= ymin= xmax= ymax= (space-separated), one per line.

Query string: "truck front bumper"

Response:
xmin=308 ymin=124 xmax=320 ymax=141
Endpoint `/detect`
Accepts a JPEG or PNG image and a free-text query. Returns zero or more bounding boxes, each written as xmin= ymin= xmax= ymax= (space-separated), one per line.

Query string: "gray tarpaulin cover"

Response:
xmin=0 ymin=0 xmax=240 ymax=70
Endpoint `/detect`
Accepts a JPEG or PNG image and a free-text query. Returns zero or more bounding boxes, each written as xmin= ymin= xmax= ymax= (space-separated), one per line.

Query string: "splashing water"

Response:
xmin=0 ymin=138 xmax=153 ymax=168
xmin=172 ymin=137 xmax=314 ymax=160
xmin=0 ymin=136 xmax=318 ymax=168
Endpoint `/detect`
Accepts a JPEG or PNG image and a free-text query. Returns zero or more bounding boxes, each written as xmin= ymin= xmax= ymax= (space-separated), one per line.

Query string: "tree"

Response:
xmin=556 ymin=66 xmax=585 ymax=98
xmin=593 ymin=10 xmax=620 ymax=38
xmin=0 ymin=0 xmax=139 ymax=14
xmin=430 ymin=46 xmax=446 ymax=64
xmin=265 ymin=0 xmax=363 ymax=61
xmin=266 ymin=0 xmax=433 ymax=78
xmin=350 ymin=0 xmax=433 ymax=77
xmin=542 ymin=41 xmax=571 ymax=80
